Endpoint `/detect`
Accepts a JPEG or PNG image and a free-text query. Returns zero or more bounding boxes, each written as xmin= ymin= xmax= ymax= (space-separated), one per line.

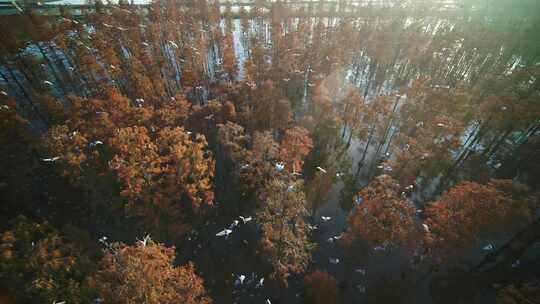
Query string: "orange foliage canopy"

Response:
xmin=344 ymin=175 xmax=417 ymax=249
xmin=425 ymin=180 xmax=533 ymax=253
xmin=279 ymin=126 xmax=313 ymax=172
xmin=91 ymin=240 xmax=212 ymax=304
xmin=108 ymin=126 xmax=214 ymax=238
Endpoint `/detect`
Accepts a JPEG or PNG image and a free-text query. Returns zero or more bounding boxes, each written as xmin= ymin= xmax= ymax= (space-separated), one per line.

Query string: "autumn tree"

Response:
xmin=108 ymin=126 xmax=214 ymax=239
xmin=257 ymin=178 xmax=312 ymax=286
xmin=344 ymin=175 xmax=417 ymax=249
xmin=91 ymin=239 xmax=211 ymax=304
xmin=424 ymin=180 xmax=534 ymax=255
xmin=304 ymin=271 xmax=340 ymax=304
xmin=0 ymin=216 xmax=92 ymax=304
xmin=279 ymin=126 xmax=313 ymax=172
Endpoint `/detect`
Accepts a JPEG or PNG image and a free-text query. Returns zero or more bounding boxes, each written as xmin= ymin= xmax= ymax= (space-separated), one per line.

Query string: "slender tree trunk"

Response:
xmin=0 ymin=59 xmax=46 ymax=123
xmin=484 ymin=128 xmax=513 ymax=159
xmin=360 ymin=124 xmax=376 ymax=165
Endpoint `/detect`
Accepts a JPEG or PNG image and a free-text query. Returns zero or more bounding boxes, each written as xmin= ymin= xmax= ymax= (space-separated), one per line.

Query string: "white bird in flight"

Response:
xmin=422 ymin=224 xmax=430 ymax=233
xmin=43 ymin=80 xmax=53 ymax=86
xmin=256 ymin=277 xmax=264 ymax=288
xmin=355 ymin=268 xmax=366 ymax=275
xmin=239 ymin=216 xmax=252 ymax=224
xmin=373 ymin=245 xmax=386 ymax=251
xmin=234 ymin=274 xmax=246 ymax=286
xmin=137 ymin=234 xmax=151 ymax=246
xmin=316 ymin=166 xmax=327 ymax=174
xmin=216 ymin=229 xmax=232 ymax=237
xmin=229 ymin=220 xmax=239 ymax=230
xmin=307 ymin=224 xmax=318 ymax=230
xmin=89 ymin=140 xmax=103 ymax=147
xmin=482 ymin=244 xmax=494 ymax=251
xmin=321 ymin=216 xmax=331 ymax=221
xmin=265 ymin=299 xmax=272 ymax=304
xmin=168 ymin=40 xmax=179 ymax=48
xmin=0 ymin=90 xmax=7 ymax=96
xmin=329 ymin=257 xmax=340 ymax=264
xmin=42 ymin=156 xmax=61 ymax=162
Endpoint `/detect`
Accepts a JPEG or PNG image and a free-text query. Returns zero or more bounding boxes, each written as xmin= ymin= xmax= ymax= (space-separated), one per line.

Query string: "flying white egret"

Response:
xmin=256 ymin=277 xmax=264 ymax=288
xmin=42 ymin=156 xmax=61 ymax=162
xmin=89 ymin=140 xmax=103 ymax=147
xmin=241 ymin=164 xmax=250 ymax=169
xmin=228 ymin=220 xmax=239 ymax=230
xmin=307 ymin=224 xmax=318 ymax=230
xmin=482 ymin=244 xmax=494 ymax=251
xmin=98 ymin=236 xmax=108 ymax=243
xmin=422 ymin=224 xmax=430 ymax=233
xmin=494 ymin=163 xmax=502 ymax=169
xmin=137 ymin=234 xmax=151 ymax=246
xmin=333 ymin=233 xmax=343 ymax=240
xmin=335 ymin=172 xmax=344 ymax=177
xmin=329 ymin=257 xmax=340 ymax=264
xmin=234 ymin=274 xmax=246 ymax=286
xmin=405 ymin=185 xmax=414 ymax=191
xmin=239 ymin=216 xmax=252 ymax=224
xmin=436 ymin=123 xmax=446 ymax=127
xmin=266 ymin=299 xmax=272 ymax=304
xmin=0 ymin=91 xmax=7 ymax=96
xmin=283 ymin=78 xmax=290 ymax=82
xmin=216 ymin=229 xmax=232 ymax=237
xmin=321 ymin=216 xmax=331 ymax=221
xmin=43 ymin=80 xmax=53 ymax=86
xmin=355 ymin=268 xmax=366 ymax=275
xmin=53 ymin=301 xmax=66 ymax=304
xmin=373 ymin=245 xmax=385 ymax=251
xmin=316 ymin=166 xmax=327 ymax=174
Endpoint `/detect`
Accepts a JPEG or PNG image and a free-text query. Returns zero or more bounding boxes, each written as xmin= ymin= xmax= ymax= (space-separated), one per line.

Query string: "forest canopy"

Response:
xmin=0 ymin=0 xmax=539 ymax=303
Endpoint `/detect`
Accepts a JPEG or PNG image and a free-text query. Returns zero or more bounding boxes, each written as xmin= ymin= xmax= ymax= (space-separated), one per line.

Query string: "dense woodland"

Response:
xmin=0 ymin=0 xmax=539 ymax=303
